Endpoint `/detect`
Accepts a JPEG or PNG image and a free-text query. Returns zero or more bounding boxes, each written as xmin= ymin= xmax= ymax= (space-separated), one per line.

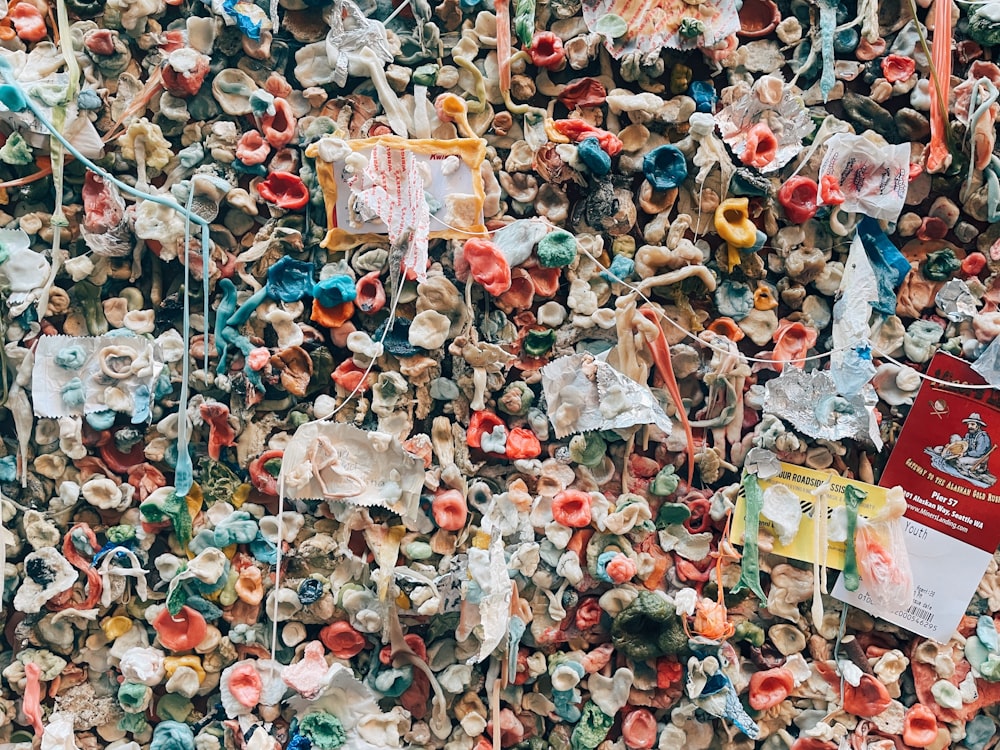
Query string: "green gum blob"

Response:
xmin=298 ymin=711 xmax=348 ymax=750
xmin=523 ymin=329 xmax=556 ymax=357
xmin=0 ymin=132 xmax=33 ymax=166
xmin=570 ymin=702 xmax=615 ymax=750
xmin=650 ymin=465 xmax=679 ymax=496
xmin=610 ymin=591 xmax=687 ymax=659
xmin=117 ymin=682 xmax=151 ymax=713
xmin=156 ymin=693 xmax=194 ymax=722
xmin=568 ymin=433 xmax=606 ymax=467
xmin=733 ymin=621 xmax=765 ymax=648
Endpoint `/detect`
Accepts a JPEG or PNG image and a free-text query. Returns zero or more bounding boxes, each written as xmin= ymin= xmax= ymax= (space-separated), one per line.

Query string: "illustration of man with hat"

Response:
xmin=955 ymin=412 xmax=994 ymax=473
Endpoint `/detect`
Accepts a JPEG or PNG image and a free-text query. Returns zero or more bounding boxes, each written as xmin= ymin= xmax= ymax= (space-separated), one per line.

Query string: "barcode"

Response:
xmin=905 ymin=604 xmax=933 ymax=621
xmin=895 ymin=603 xmax=935 ymax=625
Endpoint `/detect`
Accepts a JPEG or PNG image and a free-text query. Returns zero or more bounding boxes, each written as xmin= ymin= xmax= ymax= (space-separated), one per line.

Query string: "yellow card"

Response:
xmin=729 ymin=462 xmax=888 ymax=570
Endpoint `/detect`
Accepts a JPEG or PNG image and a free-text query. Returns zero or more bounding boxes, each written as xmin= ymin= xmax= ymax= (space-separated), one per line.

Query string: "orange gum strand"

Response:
xmin=639 ymin=305 xmax=695 ymax=485
xmin=496 ymin=0 xmax=511 ymax=93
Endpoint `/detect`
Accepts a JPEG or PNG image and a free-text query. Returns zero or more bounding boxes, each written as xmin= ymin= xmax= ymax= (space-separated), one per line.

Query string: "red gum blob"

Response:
xmin=820 ymin=174 xmax=846 ymax=205
xmin=605 ymin=553 xmax=637 ymax=583
xmin=248 ymin=449 xmax=283 ymax=495
xmin=9 ymin=3 xmax=46 ymax=42
xmin=552 ymin=119 xmax=623 ymax=156
xmin=917 ymin=216 xmax=949 ymax=241
xmin=199 ymin=402 xmax=237 ymax=461
xmin=331 ymin=359 xmax=370 ymax=392
xmin=236 ymin=130 xmax=271 ymax=166
xmin=903 ymin=703 xmax=939 ymax=748
xmin=432 ymin=489 xmax=468 ymax=531
xmin=882 ymin=53 xmax=917 ymax=83
xmin=528 ymin=31 xmax=564 ymax=69
xmin=153 ymin=605 xmax=208 ymax=651
xmin=319 ymin=621 xmax=368 ymax=658
xmin=162 ymin=54 xmax=210 ymax=98
xmin=772 ymin=320 xmax=818 ymax=371
xmin=228 ymin=663 xmax=263 ymax=708
xmin=552 ymin=489 xmax=593 ymax=527
xmin=84 ymin=29 xmax=116 ymax=55
xmin=486 ymin=708 xmax=524 ymax=747
xmin=467 ymin=411 xmax=506 ymax=449
xmin=741 ymin=121 xmax=779 ymax=168
xmin=497 ymin=269 xmax=535 ymax=311
xmin=748 ymin=667 xmax=795 ymax=710
xmin=160 ymin=29 xmax=185 ymax=51
xmin=656 ymin=658 xmax=683 ymax=688
xmin=461 ymin=239 xmax=512 ymax=296
xmin=23 ymin=661 xmax=43 ymax=735
xmin=963 ymin=252 xmax=987 ymax=276
xmin=621 ymin=708 xmax=657 ymax=750
xmin=355 ymin=271 xmax=387 ymax=314
xmin=777 ymin=176 xmax=819 ymax=224
xmin=82 ymin=173 xmax=125 ymax=233
xmin=260 ymin=98 xmax=297 ymax=149
xmin=506 ymin=428 xmax=541 ymax=459
xmin=557 ymin=78 xmax=607 ymax=109
xmin=705 ymin=316 xmax=745 ymax=341
xmin=258 ymin=171 xmax=309 ymax=210
xmin=856 ymin=36 xmax=887 ymax=60
xmin=843 ymin=674 xmax=891 ymax=717
xmin=98 ymin=434 xmax=145 ymax=474
xmin=128 ymin=463 xmax=166 ymax=501
xmin=247 ymin=347 xmax=271 ymax=371
xmin=527 ymin=265 xmax=561 ymax=297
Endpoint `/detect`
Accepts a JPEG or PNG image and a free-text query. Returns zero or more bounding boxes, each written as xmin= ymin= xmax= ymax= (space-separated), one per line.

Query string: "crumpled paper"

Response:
xmin=279 ymin=422 xmax=424 ymax=523
xmin=817 ymin=133 xmax=910 ymax=222
xmin=31 ymin=335 xmax=163 ymax=418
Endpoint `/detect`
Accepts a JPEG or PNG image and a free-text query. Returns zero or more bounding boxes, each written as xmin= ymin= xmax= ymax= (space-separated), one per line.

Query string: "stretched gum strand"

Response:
xmin=496 ymin=0 xmax=512 ymax=93
xmin=638 ymin=305 xmax=696 ymax=486
xmin=731 ymin=471 xmax=768 ymax=602
xmin=925 ymin=0 xmax=953 ymax=173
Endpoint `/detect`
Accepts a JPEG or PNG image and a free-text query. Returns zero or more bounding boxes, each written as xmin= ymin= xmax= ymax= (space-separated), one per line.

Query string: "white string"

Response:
xmin=383 ymin=0 xmax=413 ymax=24
xmin=578 ymin=246 xmax=856 ymax=364
xmin=581 ymin=246 xmax=1000 ymax=389
xmin=428 ymin=213 xmax=1000 ymax=388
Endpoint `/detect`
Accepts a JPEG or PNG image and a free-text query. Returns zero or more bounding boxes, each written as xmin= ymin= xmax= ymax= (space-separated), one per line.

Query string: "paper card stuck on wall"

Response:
xmin=307 ymin=134 xmax=487 ymax=251
xmin=834 ymin=352 xmax=1000 ymax=641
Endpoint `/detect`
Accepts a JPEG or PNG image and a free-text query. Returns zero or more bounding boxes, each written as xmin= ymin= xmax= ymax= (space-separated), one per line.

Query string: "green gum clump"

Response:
xmin=0 ymin=132 xmax=33 ymax=166
xmin=611 ymin=591 xmax=687 ymax=659
xmin=570 ymin=702 xmax=615 ymax=750
xmin=569 ymin=433 xmax=606 ymax=466
xmin=537 ymin=229 xmax=578 ymax=268
xmin=922 ymin=248 xmax=961 ymax=281
xmin=117 ymin=681 xmax=151 ymax=712
xmin=156 ymin=693 xmax=194 ymax=722
xmin=298 ymin=711 xmax=348 ymax=750
xmin=733 ymin=621 xmax=765 ymax=648
xmin=118 ymin=711 xmax=150 ymax=734
xmin=650 ymin=465 xmax=680 ymax=496
xmin=523 ymin=328 xmax=556 ymax=357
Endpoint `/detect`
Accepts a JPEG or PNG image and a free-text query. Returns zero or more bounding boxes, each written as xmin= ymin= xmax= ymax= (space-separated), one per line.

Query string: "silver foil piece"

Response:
xmin=935 ymin=279 xmax=980 ymax=323
xmin=541 ymin=352 xmax=675 ymax=439
xmin=763 ymin=367 xmax=883 ymax=449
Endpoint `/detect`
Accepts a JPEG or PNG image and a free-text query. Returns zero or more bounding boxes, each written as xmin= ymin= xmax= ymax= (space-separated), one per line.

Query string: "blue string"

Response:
xmin=0 ymin=57 xmax=210 ymax=498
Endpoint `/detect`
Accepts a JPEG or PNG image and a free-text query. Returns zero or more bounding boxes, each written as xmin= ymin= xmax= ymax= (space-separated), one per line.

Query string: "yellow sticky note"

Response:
xmin=729 ymin=462 xmax=887 ymax=570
